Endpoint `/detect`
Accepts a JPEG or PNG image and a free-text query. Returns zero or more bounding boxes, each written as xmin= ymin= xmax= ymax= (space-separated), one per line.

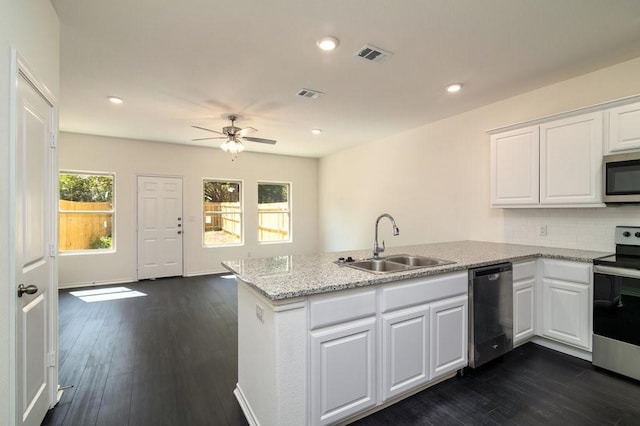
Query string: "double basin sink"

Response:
xmin=342 ymin=254 xmax=455 ymax=274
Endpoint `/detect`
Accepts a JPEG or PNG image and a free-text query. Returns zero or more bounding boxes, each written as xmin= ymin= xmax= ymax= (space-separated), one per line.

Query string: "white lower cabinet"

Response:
xmin=539 ymin=259 xmax=592 ymax=351
xmin=310 ymin=317 xmax=377 ymax=426
xmin=513 ymin=261 xmax=536 ymax=346
xmin=381 ymin=305 xmax=430 ymax=401
xmin=310 ymin=271 xmax=468 ymax=424
xmin=430 ymin=295 xmax=468 ymax=379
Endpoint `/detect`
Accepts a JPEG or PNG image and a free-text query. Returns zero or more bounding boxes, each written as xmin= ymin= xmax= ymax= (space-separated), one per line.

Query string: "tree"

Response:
xmin=59 ymin=174 xmax=113 ymax=202
xmin=203 ymin=181 xmax=240 ymax=203
xmin=258 ymin=184 xmax=288 ymax=203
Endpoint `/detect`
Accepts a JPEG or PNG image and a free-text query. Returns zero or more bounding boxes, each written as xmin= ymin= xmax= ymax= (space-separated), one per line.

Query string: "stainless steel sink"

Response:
xmin=348 ymin=259 xmax=411 ymax=273
xmin=341 ymin=254 xmax=455 ymax=274
xmin=386 ymin=255 xmax=455 ymax=268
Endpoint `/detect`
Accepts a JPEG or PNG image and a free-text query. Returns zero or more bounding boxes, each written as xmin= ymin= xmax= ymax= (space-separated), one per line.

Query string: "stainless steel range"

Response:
xmin=593 ymin=226 xmax=640 ymax=381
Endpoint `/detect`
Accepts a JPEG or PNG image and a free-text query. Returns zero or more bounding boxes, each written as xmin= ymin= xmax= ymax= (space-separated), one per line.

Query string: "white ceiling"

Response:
xmin=52 ymin=0 xmax=640 ymax=158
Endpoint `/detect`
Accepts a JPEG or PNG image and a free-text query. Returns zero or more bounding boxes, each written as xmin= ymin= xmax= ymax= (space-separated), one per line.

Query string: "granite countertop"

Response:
xmin=221 ymin=240 xmax=610 ymax=301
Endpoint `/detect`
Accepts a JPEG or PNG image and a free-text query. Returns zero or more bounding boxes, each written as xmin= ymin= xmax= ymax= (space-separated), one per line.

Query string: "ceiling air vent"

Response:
xmin=355 ymin=44 xmax=393 ymax=63
xmin=297 ymin=88 xmax=323 ymax=99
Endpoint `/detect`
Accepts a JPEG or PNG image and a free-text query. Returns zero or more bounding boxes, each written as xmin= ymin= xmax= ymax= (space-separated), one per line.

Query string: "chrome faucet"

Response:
xmin=373 ymin=213 xmax=399 ymax=259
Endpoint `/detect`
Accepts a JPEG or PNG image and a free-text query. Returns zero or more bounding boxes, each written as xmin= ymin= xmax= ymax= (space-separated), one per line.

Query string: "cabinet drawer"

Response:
xmin=542 ymin=259 xmax=591 ymax=284
xmin=309 ymin=289 xmax=376 ymax=330
xmin=382 ymin=271 xmax=467 ymax=313
xmin=513 ymin=260 xmax=536 ymax=281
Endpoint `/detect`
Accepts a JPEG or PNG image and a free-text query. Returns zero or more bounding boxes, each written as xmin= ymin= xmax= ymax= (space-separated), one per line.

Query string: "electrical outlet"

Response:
xmin=255 ymin=304 xmax=264 ymax=323
xmin=539 ymin=225 xmax=548 ymax=236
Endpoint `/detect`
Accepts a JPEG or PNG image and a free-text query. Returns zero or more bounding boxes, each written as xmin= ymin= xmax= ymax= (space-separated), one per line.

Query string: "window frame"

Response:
xmin=257 ymin=181 xmax=292 ymax=244
xmin=58 ymin=170 xmax=116 ymax=255
xmin=202 ymin=178 xmax=244 ymax=247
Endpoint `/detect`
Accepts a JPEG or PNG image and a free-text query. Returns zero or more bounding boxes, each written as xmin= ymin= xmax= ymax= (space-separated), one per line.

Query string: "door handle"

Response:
xmin=17 ymin=284 xmax=38 ymax=297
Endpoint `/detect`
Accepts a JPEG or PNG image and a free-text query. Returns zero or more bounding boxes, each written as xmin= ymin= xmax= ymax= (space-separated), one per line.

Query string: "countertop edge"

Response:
xmin=222 ymin=241 xmax=609 ymax=302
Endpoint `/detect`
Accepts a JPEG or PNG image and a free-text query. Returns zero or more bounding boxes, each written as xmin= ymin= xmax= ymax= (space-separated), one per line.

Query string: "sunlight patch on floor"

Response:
xmin=70 ymin=286 xmax=147 ymax=302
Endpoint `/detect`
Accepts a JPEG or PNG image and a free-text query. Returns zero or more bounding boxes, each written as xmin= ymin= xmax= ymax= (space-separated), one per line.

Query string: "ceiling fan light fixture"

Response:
xmin=316 ymin=36 xmax=339 ymax=51
xmin=220 ymin=138 xmax=245 ymax=157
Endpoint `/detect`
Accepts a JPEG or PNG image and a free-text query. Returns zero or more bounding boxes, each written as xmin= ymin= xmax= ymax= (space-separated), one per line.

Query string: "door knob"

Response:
xmin=17 ymin=284 xmax=38 ymax=297
xmin=177 ymin=230 xmax=182 ymax=234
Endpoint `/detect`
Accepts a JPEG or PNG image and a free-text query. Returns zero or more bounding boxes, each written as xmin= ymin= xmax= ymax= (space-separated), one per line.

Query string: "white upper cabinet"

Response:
xmin=539 ymin=112 xmax=603 ymax=205
xmin=607 ymin=101 xmax=640 ymax=153
xmin=490 ymin=112 xmax=604 ymax=208
xmin=491 ymin=126 xmax=540 ymax=206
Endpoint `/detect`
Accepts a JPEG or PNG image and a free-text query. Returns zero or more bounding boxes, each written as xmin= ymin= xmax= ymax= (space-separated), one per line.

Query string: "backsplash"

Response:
xmin=503 ymin=206 xmax=640 ymax=253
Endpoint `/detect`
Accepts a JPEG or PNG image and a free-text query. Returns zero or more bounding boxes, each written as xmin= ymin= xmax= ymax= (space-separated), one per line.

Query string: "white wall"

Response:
xmin=58 ymin=132 xmax=319 ymax=287
xmin=0 ymin=0 xmax=60 ymax=423
xmin=319 ymin=56 xmax=640 ymax=254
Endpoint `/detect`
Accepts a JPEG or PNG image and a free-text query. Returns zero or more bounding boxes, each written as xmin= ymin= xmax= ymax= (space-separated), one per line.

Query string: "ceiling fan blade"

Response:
xmin=243 ymin=136 xmax=277 ymax=145
xmin=192 ymin=136 xmax=226 ymax=141
xmin=192 ymin=125 xmax=225 ymax=135
xmin=238 ymin=126 xmax=257 ymax=136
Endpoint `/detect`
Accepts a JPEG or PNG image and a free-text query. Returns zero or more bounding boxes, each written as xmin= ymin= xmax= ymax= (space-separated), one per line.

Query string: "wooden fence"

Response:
xmin=203 ymin=201 xmax=289 ymax=241
xmin=59 ymin=200 xmax=112 ymax=250
xmin=258 ymin=203 xmax=290 ymax=241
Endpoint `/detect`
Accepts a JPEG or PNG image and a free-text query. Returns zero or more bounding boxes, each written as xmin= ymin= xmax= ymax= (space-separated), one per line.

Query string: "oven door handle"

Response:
xmin=594 ymin=264 xmax=640 ymax=279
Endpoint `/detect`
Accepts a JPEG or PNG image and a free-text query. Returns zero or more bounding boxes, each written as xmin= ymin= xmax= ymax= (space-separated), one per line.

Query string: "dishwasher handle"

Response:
xmin=469 ymin=262 xmax=513 ymax=279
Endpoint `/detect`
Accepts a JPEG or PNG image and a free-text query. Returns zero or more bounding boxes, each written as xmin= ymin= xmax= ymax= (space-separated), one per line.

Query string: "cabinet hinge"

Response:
xmin=50 ymin=244 xmax=57 ymax=258
xmin=50 ymin=133 xmax=57 ymax=148
xmin=48 ymin=351 xmax=56 ymax=367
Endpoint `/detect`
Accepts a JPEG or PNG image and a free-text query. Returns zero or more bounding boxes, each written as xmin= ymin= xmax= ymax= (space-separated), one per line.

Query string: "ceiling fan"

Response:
xmin=192 ymin=115 xmax=276 ymax=158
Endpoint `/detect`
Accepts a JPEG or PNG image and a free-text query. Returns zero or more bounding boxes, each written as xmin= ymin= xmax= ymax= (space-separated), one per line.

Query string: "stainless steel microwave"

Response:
xmin=603 ymin=151 xmax=640 ymax=203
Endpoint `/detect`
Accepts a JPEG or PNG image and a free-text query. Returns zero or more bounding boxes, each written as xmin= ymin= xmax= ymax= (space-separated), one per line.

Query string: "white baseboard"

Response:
xmin=183 ymin=269 xmax=228 ymax=277
xmin=531 ymin=337 xmax=592 ymax=362
xmin=58 ymin=278 xmax=135 ymax=289
xmin=234 ymin=384 xmax=258 ymax=426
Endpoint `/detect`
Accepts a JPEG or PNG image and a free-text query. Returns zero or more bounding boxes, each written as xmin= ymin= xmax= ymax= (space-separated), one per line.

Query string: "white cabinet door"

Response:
xmin=607 ymin=101 xmax=640 ymax=153
xmin=381 ymin=305 xmax=430 ymax=401
xmin=513 ymin=279 xmax=535 ymax=345
xmin=490 ymin=126 xmax=540 ymax=206
xmin=430 ymin=295 xmax=468 ymax=379
xmin=540 ymin=277 xmax=591 ymax=350
xmin=539 ymin=112 xmax=603 ymax=205
xmin=310 ymin=317 xmax=377 ymax=426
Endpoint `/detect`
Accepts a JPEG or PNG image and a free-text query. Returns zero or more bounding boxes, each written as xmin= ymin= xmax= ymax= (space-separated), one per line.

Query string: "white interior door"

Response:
xmin=137 ymin=176 xmax=184 ymax=280
xmin=15 ymin=69 xmax=56 ymax=426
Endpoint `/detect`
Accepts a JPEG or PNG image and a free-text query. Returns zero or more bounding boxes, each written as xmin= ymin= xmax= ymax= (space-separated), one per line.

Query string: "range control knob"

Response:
xmin=635 ymin=232 xmax=640 ymax=238
xmin=623 ymin=231 xmax=631 ymax=237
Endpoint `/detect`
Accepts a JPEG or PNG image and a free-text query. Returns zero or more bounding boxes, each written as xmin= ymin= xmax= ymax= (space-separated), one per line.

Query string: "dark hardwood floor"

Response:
xmin=41 ymin=275 xmax=247 ymax=426
xmin=42 ymin=275 xmax=640 ymax=426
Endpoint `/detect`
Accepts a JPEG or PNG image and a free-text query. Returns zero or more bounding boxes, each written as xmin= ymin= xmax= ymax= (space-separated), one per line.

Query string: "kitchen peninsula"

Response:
xmin=223 ymin=241 xmax=608 ymax=426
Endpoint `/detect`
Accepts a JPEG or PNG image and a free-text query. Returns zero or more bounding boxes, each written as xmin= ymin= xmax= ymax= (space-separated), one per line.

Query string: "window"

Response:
xmin=203 ymin=180 xmax=242 ymax=246
xmin=59 ymin=172 xmax=114 ymax=252
xmin=258 ymin=182 xmax=291 ymax=243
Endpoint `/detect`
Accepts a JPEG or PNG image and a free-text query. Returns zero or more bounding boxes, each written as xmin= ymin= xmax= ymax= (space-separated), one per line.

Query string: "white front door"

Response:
xmin=15 ymin=68 xmax=56 ymax=426
xmin=137 ymin=176 xmax=184 ymax=280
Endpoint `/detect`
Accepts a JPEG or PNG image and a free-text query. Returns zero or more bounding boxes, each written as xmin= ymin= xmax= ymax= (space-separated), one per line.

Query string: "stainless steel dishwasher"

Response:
xmin=468 ymin=262 xmax=513 ymax=368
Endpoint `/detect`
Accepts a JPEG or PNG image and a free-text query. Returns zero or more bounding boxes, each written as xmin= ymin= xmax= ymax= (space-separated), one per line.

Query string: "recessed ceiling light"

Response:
xmin=316 ymin=36 xmax=339 ymax=51
xmin=311 ymin=129 xmax=322 ymax=135
xmin=108 ymin=96 xmax=124 ymax=104
xmin=446 ymin=83 xmax=463 ymax=93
